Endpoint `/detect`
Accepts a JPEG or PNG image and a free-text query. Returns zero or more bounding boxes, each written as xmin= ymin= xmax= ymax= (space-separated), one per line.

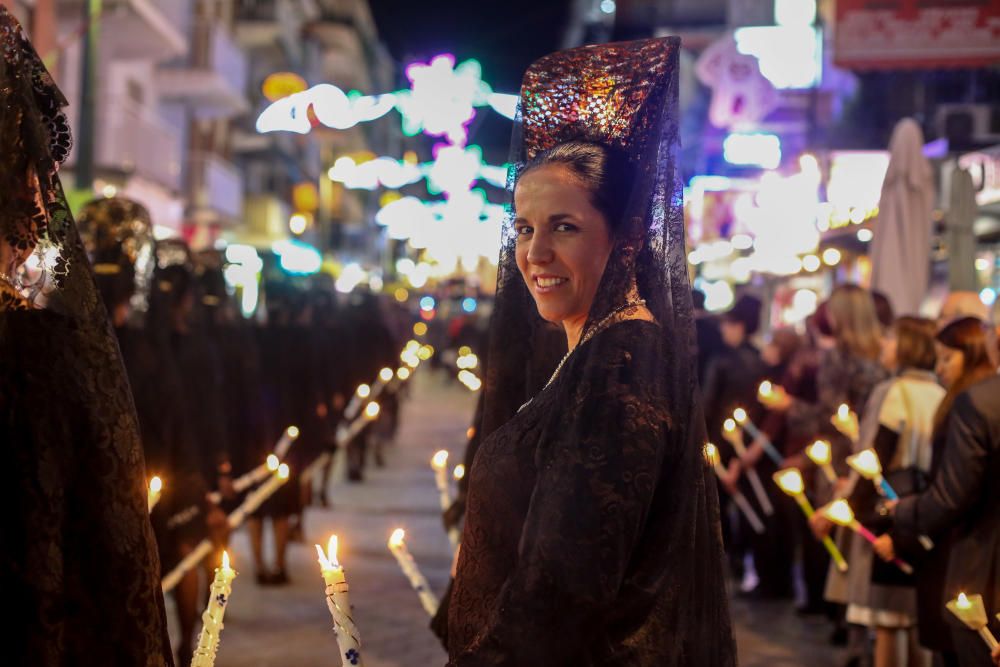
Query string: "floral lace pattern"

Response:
xmin=1 ymin=8 xmax=173 ymax=665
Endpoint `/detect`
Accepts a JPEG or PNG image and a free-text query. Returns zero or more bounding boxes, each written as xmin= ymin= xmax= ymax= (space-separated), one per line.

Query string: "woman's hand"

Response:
xmin=741 ymin=440 xmax=766 ymax=467
xmin=991 ymin=642 xmax=1000 ymax=666
xmin=758 ymin=384 xmax=792 ymax=412
xmin=873 ymin=534 xmax=895 ymax=562
xmin=809 ymin=512 xmax=834 ymax=540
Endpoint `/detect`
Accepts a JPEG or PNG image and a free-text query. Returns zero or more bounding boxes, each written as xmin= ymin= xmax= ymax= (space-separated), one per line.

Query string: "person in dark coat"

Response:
xmin=879 ymin=372 xmax=1000 ymax=667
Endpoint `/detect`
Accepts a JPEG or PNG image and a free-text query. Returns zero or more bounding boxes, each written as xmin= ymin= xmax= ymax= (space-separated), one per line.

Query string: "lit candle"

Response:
xmin=722 ymin=419 xmax=774 ymax=516
xmin=806 ymin=440 xmax=839 ymax=485
xmin=274 ymin=425 xmax=300 ymax=460
xmin=732 ymin=408 xmax=783 ymax=466
xmin=822 ymin=499 xmax=913 ymax=574
xmin=316 ymin=536 xmax=364 ymax=667
xmin=396 ymin=366 xmax=411 ymax=381
xmin=773 ymin=469 xmax=848 ymax=572
xmin=388 ymin=529 xmax=439 ymax=616
xmin=758 ymin=380 xmax=774 ymax=399
xmin=336 ymin=401 xmax=381 ymax=448
xmin=945 ymin=592 xmax=999 ymax=650
xmin=453 ymin=464 xmax=465 ymax=482
xmin=832 ymin=403 xmax=860 ymax=442
xmin=344 ymin=384 xmax=372 ymax=421
xmin=148 ymin=476 xmax=163 ymax=513
xmin=191 ymin=551 xmax=237 ymax=667
xmin=846 ymin=449 xmax=899 ymax=500
xmin=430 ymin=451 xmax=459 ymax=545
xmin=417 ymin=345 xmax=434 ymax=361
xmin=705 ymin=443 xmax=765 ymax=534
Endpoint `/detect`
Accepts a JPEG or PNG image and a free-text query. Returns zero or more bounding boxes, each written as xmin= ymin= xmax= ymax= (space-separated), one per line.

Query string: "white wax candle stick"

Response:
xmin=148 ymin=476 xmax=162 ymax=513
xmin=191 ymin=552 xmax=237 ymax=667
xmin=317 ymin=538 xmax=364 ymax=667
xmin=722 ymin=423 xmax=774 ymax=516
xmin=388 ymin=530 xmax=439 ymax=616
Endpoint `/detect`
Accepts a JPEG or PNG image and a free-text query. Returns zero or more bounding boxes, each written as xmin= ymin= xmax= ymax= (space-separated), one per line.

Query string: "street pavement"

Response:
xmin=167 ymin=370 xmax=845 ymax=666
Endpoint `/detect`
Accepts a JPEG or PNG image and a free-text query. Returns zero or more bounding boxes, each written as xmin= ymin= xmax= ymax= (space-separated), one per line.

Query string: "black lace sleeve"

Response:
xmin=450 ymin=325 xmax=670 ymax=665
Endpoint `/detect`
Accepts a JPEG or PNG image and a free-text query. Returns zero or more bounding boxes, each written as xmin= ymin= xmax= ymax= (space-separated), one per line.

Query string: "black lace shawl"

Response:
xmin=446 ymin=37 xmax=734 ymax=665
xmin=0 ymin=8 xmax=173 ymax=664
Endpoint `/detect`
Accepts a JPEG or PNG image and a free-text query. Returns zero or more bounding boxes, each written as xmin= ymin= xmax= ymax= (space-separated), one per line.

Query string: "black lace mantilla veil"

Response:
xmin=0 ymin=8 xmax=173 ymax=665
xmin=447 ymin=37 xmax=735 ymax=665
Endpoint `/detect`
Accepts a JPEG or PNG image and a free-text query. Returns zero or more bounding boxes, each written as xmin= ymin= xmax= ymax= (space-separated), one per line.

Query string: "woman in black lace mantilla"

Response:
xmin=0 ymin=8 xmax=173 ymax=664
xmin=445 ymin=38 xmax=734 ymax=666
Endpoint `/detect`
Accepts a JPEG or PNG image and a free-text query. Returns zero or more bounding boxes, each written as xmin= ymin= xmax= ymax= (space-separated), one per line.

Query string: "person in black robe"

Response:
xmin=445 ymin=38 xmax=734 ymax=666
xmin=0 ymin=10 xmax=172 ymax=663
xmin=77 ymin=198 xmax=219 ymax=665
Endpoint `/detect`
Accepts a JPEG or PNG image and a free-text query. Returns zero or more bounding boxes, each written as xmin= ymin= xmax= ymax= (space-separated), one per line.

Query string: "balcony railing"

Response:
xmin=156 ymin=23 xmax=249 ymax=116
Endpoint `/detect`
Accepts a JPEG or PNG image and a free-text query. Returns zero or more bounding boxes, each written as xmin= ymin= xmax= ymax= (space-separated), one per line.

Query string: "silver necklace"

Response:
xmin=519 ymin=298 xmax=646 ymax=412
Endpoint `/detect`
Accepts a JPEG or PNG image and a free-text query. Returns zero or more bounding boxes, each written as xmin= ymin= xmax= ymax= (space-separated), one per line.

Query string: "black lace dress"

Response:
xmin=448 ymin=320 xmax=734 ymax=666
xmin=0 ymin=308 xmax=173 ymax=665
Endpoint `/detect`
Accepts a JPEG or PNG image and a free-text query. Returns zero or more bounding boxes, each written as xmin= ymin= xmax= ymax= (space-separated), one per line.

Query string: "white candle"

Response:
xmin=722 ymin=419 xmax=774 ymax=516
xmin=832 ymin=403 xmax=860 ymax=442
xmin=806 ymin=439 xmax=839 ymax=485
xmin=316 ymin=536 xmax=364 ymax=667
xmin=704 ymin=443 xmax=765 ymax=534
xmin=191 ymin=551 xmax=237 ymax=667
xmin=388 ymin=529 xmax=439 ymax=616
xmin=147 ymin=476 xmax=163 ymax=513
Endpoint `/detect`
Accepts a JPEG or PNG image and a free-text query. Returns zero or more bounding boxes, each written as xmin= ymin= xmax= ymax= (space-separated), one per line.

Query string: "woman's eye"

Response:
xmin=555 ymin=222 xmax=578 ymax=232
xmin=515 ymin=226 xmax=533 ymax=236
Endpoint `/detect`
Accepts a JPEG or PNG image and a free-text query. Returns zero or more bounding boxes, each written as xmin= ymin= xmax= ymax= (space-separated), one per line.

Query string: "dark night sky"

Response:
xmin=368 ymin=0 xmax=573 ymax=162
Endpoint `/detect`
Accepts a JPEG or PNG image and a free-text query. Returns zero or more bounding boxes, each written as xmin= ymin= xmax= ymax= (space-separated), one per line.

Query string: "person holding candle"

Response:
xmin=0 ymin=9 xmax=173 ymax=663
xmin=829 ymin=317 xmax=944 ymax=667
xmin=77 ymin=198 xmax=223 ymax=663
xmin=874 ymin=318 xmax=999 ymax=666
xmin=444 ymin=39 xmax=734 ymax=666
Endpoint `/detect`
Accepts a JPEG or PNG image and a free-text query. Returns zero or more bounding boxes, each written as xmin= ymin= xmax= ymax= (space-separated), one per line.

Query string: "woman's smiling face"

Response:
xmin=513 ymin=164 xmax=614 ymax=331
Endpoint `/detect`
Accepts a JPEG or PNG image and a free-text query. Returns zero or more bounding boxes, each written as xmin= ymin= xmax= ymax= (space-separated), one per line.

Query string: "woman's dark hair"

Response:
xmin=520 ymin=140 xmax=633 ymax=235
xmin=932 ymin=316 xmax=998 ymax=436
xmin=893 ymin=316 xmax=937 ymax=372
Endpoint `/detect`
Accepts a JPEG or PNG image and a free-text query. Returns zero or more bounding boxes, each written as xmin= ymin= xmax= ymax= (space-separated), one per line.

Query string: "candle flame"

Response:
xmin=704 ymin=442 xmax=720 ymax=466
xmin=396 ymin=367 xmax=411 ymax=381
xmin=287 ymin=425 xmax=300 ymax=438
xmin=806 ymin=440 xmax=832 ymax=466
xmin=723 ymin=418 xmax=737 ymax=433
xmin=432 ymin=450 xmax=449 ymax=469
xmin=278 ymin=463 xmax=290 ymax=480
xmin=466 ymin=427 xmax=476 ymax=440
xmin=266 ymin=454 xmax=280 ymax=471
xmin=837 ymin=403 xmax=851 ymax=420
xmin=847 ymin=449 xmax=882 ymax=478
xmin=357 ymin=384 xmax=371 ymax=399
xmin=733 ymin=408 xmax=748 ymax=424
xmin=956 ymin=592 xmax=971 ymax=610
xmin=453 ymin=464 xmax=466 ymax=481
xmin=149 ymin=476 xmax=163 ymax=493
xmin=379 ymin=367 xmax=394 ymax=382
xmin=222 ymin=550 xmax=231 ymax=571
xmin=774 ymin=468 xmax=805 ymax=495
xmin=365 ymin=402 xmax=381 ymax=419
xmin=759 ymin=380 xmax=773 ymax=396
xmin=823 ymin=499 xmax=855 ymax=526
xmin=389 ymin=528 xmax=406 ymax=548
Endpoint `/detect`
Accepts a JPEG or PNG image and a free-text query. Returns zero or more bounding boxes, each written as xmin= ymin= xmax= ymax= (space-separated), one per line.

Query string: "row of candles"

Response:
xmin=709 ymin=381 xmax=1000 ymax=653
xmin=187 ymin=340 xmax=437 ymax=666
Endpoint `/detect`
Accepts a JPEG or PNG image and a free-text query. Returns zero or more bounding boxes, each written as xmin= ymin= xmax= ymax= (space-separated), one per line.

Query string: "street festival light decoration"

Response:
xmin=256 ymin=54 xmax=516 ymax=279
